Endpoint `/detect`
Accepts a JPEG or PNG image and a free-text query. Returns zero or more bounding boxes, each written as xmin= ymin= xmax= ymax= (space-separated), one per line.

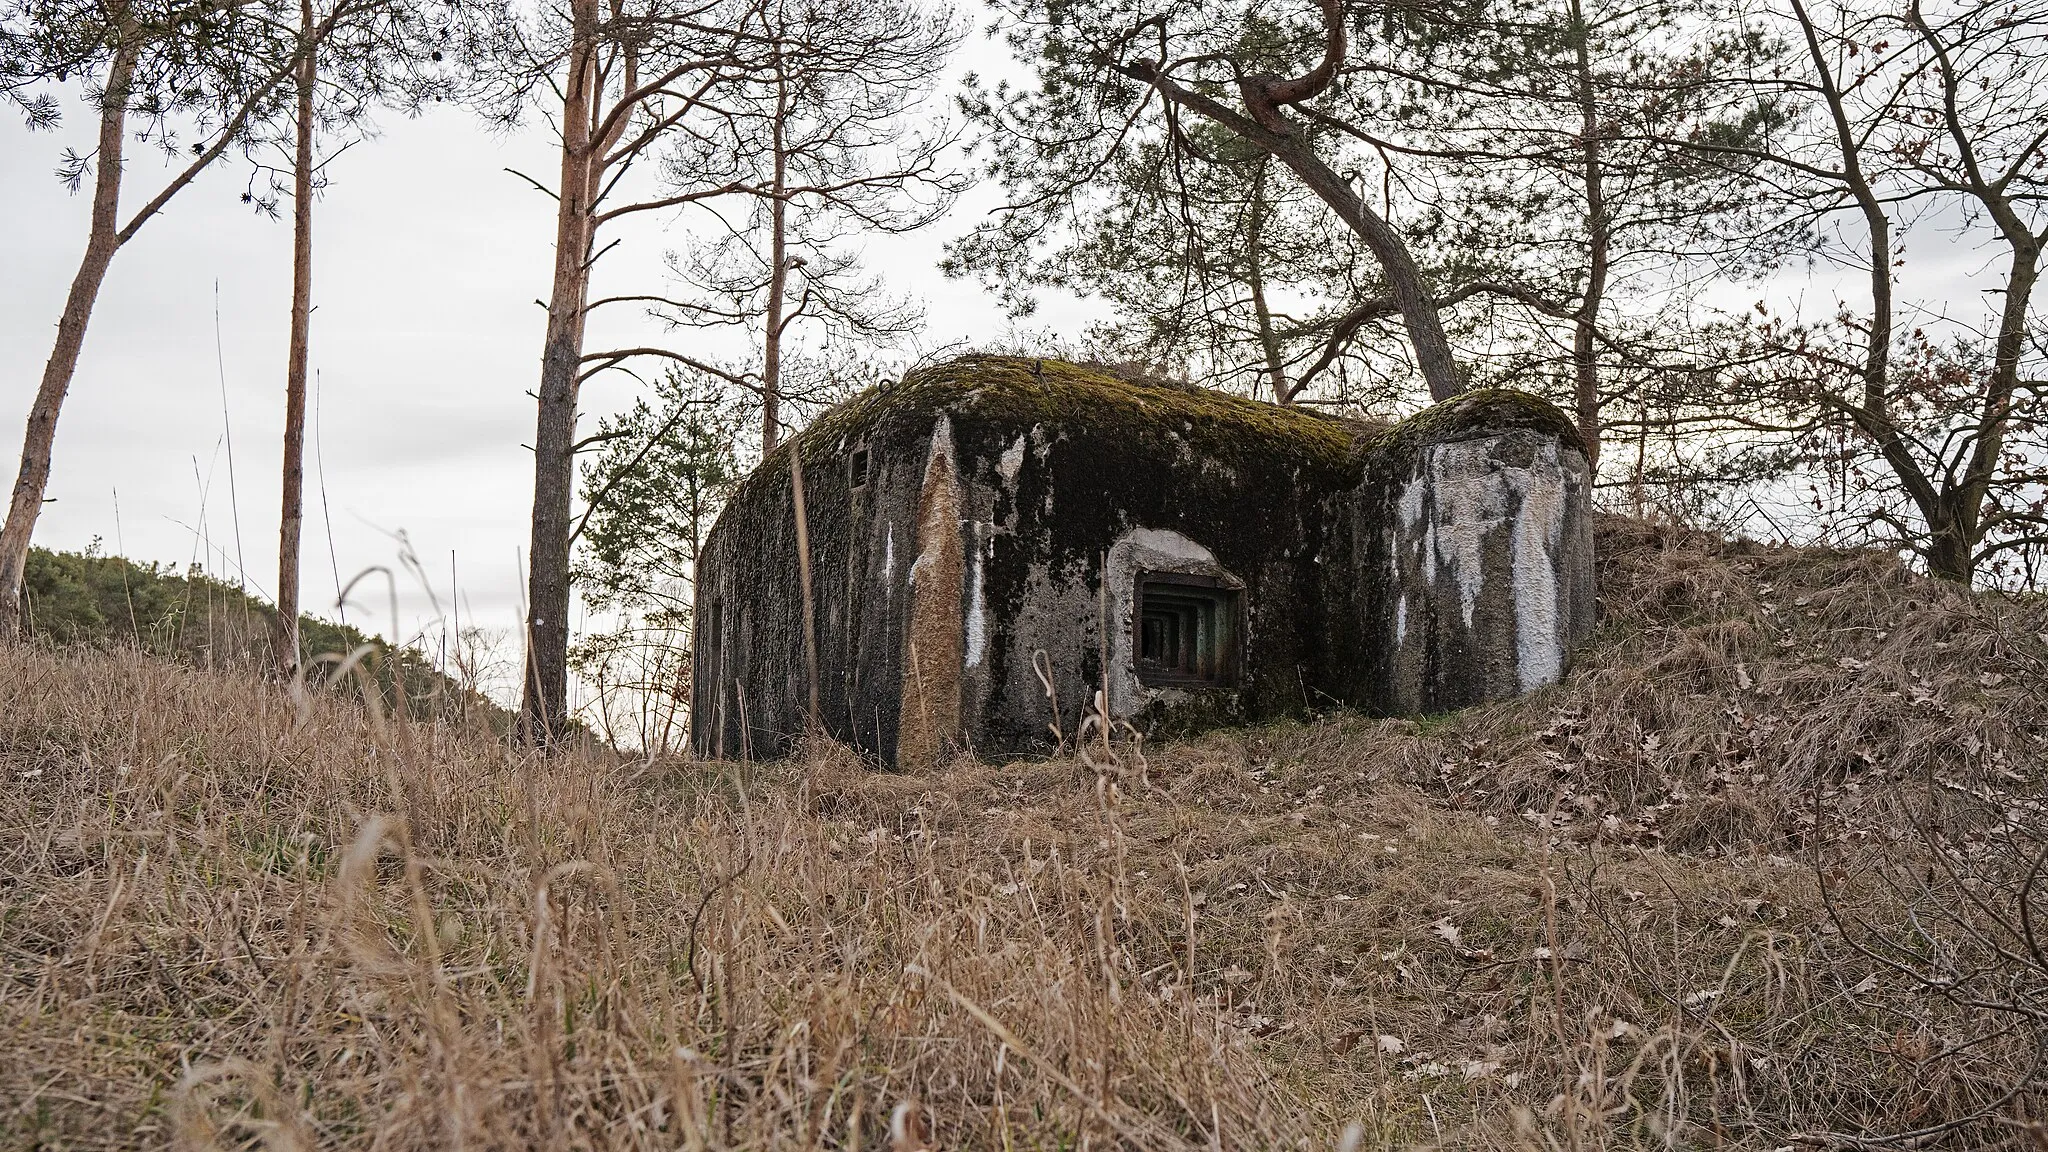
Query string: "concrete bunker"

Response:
xmin=690 ymin=355 xmax=1594 ymax=767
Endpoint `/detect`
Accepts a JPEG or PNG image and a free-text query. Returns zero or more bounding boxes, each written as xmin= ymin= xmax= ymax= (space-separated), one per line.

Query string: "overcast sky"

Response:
xmin=0 ymin=29 xmax=1088 ymax=702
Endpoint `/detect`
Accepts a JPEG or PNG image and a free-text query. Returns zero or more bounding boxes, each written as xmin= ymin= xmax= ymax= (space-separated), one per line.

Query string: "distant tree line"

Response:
xmin=17 ymin=541 xmax=504 ymax=722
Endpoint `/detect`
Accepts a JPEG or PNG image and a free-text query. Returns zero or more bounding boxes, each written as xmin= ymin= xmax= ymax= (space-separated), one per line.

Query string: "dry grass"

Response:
xmin=5 ymin=518 xmax=2047 ymax=1149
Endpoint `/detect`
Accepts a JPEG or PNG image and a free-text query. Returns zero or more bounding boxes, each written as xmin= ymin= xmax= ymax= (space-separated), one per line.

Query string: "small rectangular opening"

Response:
xmin=849 ymin=448 xmax=871 ymax=489
xmin=1134 ymin=572 xmax=1238 ymax=687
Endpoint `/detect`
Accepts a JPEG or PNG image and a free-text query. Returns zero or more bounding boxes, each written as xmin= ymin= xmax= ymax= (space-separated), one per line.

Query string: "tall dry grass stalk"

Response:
xmin=5 ymin=518 xmax=2048 ymax=1148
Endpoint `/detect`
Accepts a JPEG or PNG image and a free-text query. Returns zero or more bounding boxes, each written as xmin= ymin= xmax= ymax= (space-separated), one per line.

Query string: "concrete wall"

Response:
xmin=941 ymin=378 xmax=1354 ymax=765
xmin=1379 ymin=429 xmax=1595 ymax=712
xmin=690 ymin=389 xmax=939 ymax=762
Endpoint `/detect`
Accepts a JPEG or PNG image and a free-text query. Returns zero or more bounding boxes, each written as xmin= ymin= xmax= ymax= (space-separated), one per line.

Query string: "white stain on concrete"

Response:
xmin=1418 ymin=439 xmax=1512 ymax=628
xmin=1510 ymin=441 xmax=1568 ymax=691
xmin=882 ymin=524 xmax=895 ymax=589
xmin=966 ymin=522 xmax=988 ymax=669
xmin=997 ymin=435 xmax=1026 ymax=484
xmin=1398 ymin=433 xmax=1576 ymax=695
xmin=1399 ymin=472 xmax=1426 ymax=528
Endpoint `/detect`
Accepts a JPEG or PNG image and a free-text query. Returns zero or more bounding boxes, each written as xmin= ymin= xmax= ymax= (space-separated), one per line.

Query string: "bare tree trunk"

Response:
xmin=1120 ymin=0 xmax=1465 ymax=403
xmin=1785 ymin=0 xmax=1954 ymax=574
xmin=1265 ymin=136 xmax=1462 ymax=401
xmin=1245 ymin=160 xmax=1291 ymax=404
xmin=1917 ymin=0 xmax=2041 ymax=585
xmin=1794 ymin=0 xmax=1899 ymax=423
xmin=1791 ymin=0 xmax=1893 ymax=419
xmin=760 ymin=64 xmax=790 ymax=457
xmin=274 ymin=0 xmax=317 ymax=673
xmin=1863 ymin=0 xmax=2042 ymax=584
xmin=761 ymin=241 xmax=783 ymax=455
xmin=520 ymin=0 xmax=601 ymax=747
xmin=1569 ymin=0 xmax=1607 ymax=469
xmin=1241 ymin=0 xmax=1459 ymax=402
xmin=1938 ymin=238 xmax=2040 ymax=582
xmin=0 ymin=36 xmax=139 ymax=642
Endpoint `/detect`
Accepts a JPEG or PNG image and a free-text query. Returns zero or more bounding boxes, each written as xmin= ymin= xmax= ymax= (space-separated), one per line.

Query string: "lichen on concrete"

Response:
xmin=898 ymin=416 xmax=964 ymax=771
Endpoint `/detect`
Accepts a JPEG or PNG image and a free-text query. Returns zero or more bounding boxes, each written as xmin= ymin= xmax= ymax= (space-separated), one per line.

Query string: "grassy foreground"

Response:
xmin=4 ymin=520 xmax=2047 ymax=1149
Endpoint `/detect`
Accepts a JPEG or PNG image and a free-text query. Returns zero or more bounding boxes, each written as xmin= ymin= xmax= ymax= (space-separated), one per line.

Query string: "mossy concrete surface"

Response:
xmin=691 ymin=356 xmax=1593 ymax=766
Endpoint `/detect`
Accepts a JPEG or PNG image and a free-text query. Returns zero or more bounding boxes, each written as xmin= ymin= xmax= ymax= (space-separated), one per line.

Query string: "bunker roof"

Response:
xmin=777 ymin=354 xmax=1584 ymax=479
xmin=1359 ymin=386 xmax=1588 ymax=460
xmin=793 ymin=354 xmax=1369 ymax=475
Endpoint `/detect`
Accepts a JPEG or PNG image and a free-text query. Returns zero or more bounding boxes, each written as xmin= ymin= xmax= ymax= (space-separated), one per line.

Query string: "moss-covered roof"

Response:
xmin=788 ymin=354 xmax=1367 ymax=473
xmin=1360 ymin=387 xmax=1586 ymax=460
xmin=773 ymin=355 xmax=1583 ymax=477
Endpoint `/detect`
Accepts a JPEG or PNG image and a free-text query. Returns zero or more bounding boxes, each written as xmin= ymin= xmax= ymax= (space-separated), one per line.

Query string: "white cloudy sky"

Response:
xmin=0 ymin=30 xmax=1090 ymax=701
